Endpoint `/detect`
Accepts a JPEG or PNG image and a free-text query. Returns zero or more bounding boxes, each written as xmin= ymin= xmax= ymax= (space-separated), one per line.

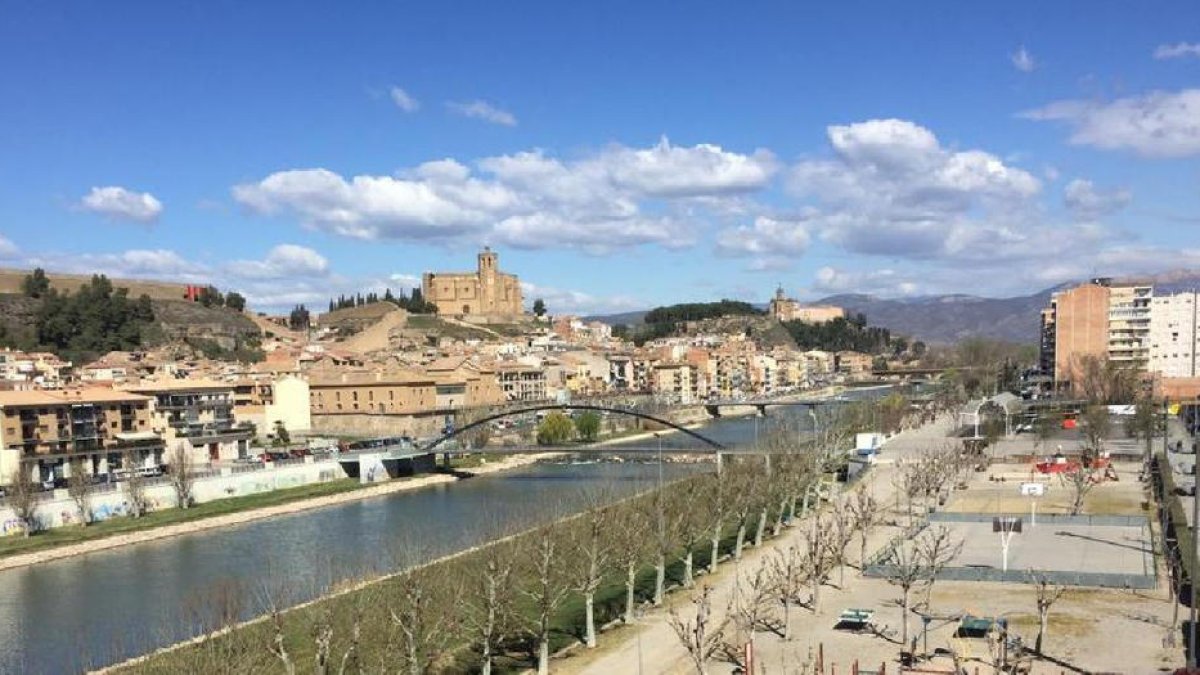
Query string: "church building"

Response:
xmin=421 ymin=248 xmax=524 ymax=317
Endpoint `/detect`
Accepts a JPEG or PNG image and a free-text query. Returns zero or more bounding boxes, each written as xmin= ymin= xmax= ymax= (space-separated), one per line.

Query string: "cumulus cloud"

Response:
xmin=812 ymin=266 xmax=921 ymax=296
xmin=79 ymin=186 xmax=163 ymax=223
xmin=1154 ymin=42 xmax=1200 ymax=60
xmin=787 ymin=118 xmax=1042 ymax=262
xmin=1063 ymin=178 xmax=1132 ymax=220
xmin=389 ymin=86 xmax=420 ymax=112
xmin=233 ymin=139 xmax=774 ymax=252
xmin=714 ymin=215 xmax=812 ymax=271
xmin=1010 ymin=46 xmax=1037 ymax=72
xmin=1020 ymin=89 xmax=1200 ymax=157
xmin=229 ymin=244 xmax=330 ymax=279
xmin=446 ymin=100 xmax=517 ymax=126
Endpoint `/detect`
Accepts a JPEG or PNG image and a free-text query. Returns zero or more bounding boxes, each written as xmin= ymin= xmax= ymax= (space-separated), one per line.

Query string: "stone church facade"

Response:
xmin=421 ymin=248 xmax=524 ymax=317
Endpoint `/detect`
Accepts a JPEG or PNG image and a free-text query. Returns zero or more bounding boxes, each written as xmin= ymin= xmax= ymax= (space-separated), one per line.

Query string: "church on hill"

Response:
xmin=421 ymin=248 xmax=524 ymax=318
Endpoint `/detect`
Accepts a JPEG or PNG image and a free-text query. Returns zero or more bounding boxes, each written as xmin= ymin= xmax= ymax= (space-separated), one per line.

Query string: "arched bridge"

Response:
xmin=418 ymin=403 xmax=726 ymax=453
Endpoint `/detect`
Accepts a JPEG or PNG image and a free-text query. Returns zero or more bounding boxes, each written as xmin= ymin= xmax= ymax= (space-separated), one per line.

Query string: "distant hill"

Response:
xmin=0 ymin=267 xmax=193 ymax=301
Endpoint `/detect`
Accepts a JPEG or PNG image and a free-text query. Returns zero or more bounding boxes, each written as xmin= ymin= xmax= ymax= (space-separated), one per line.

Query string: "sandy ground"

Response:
xmin=555 ymin=416 xmax=1179 ymax=675
xmin=0 ymin=453 xmax=555 ymax=573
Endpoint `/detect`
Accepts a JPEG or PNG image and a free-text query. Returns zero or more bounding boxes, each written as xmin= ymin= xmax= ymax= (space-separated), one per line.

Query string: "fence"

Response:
xmin=864 ymin=513 xmax=1157 ymax=589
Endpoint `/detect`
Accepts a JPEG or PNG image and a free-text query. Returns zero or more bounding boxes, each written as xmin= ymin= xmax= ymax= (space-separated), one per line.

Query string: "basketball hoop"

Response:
xmin=993 ymin=517 xmax=1023 ymax=571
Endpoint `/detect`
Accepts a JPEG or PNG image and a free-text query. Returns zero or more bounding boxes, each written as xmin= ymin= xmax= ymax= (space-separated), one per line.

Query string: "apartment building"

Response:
xmin=651 ymin=361 xmax=698 ymax=404
xmin=1107 ymin=283 xmax=1152 ymax=369
xmin=1048 ymin=281 xmax=1111 ymax=388
xmin=495 ymin=363 xmax=548 ymax=402
xmin=0 ymin=388 xmax=158 ymax=484
xmin=1149 ymin=291 xmax=1200 ymax=378
xmin=125 ymin=380 xmax=253 ymax=464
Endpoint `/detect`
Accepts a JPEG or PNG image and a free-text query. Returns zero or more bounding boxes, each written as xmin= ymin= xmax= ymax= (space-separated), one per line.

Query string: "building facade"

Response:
xmin=126 ymin=380 xmax=253 ymax=464
xmin=1049 ymin=282 xmax=1111 ymax=388
xmin=1107 ymin=283 xmax=1152 ymax=370
xmin=0 ymin=389 xmax=158 ymax=484
xmin=1149 ymin=291 xmax=1200 ymax=378
xmin=768 ymin=286 xmax=845 ymax=323
xmin=421 ymin=248 xmax=523 ymax=317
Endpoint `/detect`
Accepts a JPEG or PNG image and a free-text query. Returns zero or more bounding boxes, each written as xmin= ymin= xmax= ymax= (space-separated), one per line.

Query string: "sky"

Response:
xmin=1 ymin=2 xmax=1199 ymax=315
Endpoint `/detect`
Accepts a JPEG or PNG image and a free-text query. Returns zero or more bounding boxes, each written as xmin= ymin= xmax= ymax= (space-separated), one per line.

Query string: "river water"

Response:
xmin=0 ymin=390 xmax=885 ymax=674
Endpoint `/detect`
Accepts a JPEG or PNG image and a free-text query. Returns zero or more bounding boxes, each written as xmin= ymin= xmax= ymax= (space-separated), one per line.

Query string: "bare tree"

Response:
xmin=465 ymin=538 xmax=518 ymax=675
xmin=1061 ymin=467 xmax=1098 ymax=516
xmin=66 ymin=458 xmax=93 ymax=526
xmin=704 ymin=472 xmax=730 ymax=574
xmin=612 ymin=501 xmax=650 ymax=624
xmin=892 ymin=461 xmax=924 ymax=528
xmin=522 ymin=523 xmax=572 ymax=675
xmin=916 ymin=525 xmax=963 ymax=608
xmin=7 ymin=464 xmax=39 ymax=537
xmin=389 ymin=567 xmax=458 ymax=675
xmin=799 ymin=515 xmax=838 ymax=613
xmin=828 ymin=504 xmax=856 ymax=588
xmin=569 ymin=494 xmax=614 ymax=648
xmin=768 ymin=544 xmax=807 ymax=640
xmin=728 ymin=468 xmax=755 ymax=561
xmin=267 ymin=606 xmax=297 ymax=675
xmin=1029 ymin=570 xmax=1067 ymax=654
xmin=674 ymin=477 xmax=708 ymax=588
xmin=883 ymin=537 xmax=926 ymax=651
xmin=668 ymin=585 xmax=728 ymax=675
xmin=641 ymin=486 xmax=679 ymax=607
xmin=122 ymin=447 xmax=148 ymax=518
xmin=846 ymin=487 xmax=881 ymax=568
xmin=168 ymin=442 xmax=196 ymax=509
xmin=726 ymin=560 xmax=778 ymax=665
xmin=1080 ymin=404 xmax=1111 ymax=456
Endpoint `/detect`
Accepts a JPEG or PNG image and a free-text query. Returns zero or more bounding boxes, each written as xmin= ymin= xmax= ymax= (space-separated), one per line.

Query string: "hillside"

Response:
xmin=0 ymin=268 xmax=191 ymax=301
xmin=0 ymin=294 xmax=261 ymax=360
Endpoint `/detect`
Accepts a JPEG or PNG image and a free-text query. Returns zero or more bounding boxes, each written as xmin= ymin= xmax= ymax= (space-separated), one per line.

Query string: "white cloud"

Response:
xmin=597 ymin=137 xmax=777 ymax=198
xmin=446 ymin=100 xmax=517 ymax=126
xmin=812 ymin=266 xmax=921 ymax=297
xmin=1010 ymin=46 xmax=1037 ymax=72
xmin=389 ymin=86 xmax=420 ymax=112
xmin=79 ymin=186 xmax=163 ymax=223
xmin=26 ymin=249 xmax=206 ymax=280
xmin=1020 ymin=89 xmax=1200 ymax=157
xmin=1063 ymin=178 xmax=1132 ymax=220
xmin=1154 ymin=42 xmax=1200 ymax=60
xmin=788 ymin=118 xmax=1041 ymax=261
xmin=229 ymin=244 xmax=330 ymax=279
xmin=234 ymin=139 xmax=773 ymax=252
xmin=0 ymin=235 xmax=18 ymax=259
xmin=715 ymin=215 xmax=812 ymax=270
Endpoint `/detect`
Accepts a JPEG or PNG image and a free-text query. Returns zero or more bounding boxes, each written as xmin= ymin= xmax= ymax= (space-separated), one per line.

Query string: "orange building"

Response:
xmin=1051 ymin=283 xmax=1111 ymax=389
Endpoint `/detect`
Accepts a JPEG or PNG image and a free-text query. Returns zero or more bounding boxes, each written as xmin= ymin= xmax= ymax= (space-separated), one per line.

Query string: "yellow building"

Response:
xmin=421 ymin=248 xmax=523 ymax=317
xmin=0 ymin=388 xmax=158 ymax=484
xmin=768 ymin=286 xmax=844 ymax=323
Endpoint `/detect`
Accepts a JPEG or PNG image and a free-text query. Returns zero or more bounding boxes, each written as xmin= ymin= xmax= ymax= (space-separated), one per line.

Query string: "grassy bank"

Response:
xmin=116 ymin=469 xmax=790 ymax=675
xmin=0 ymin=478 xmax=366 ymax=560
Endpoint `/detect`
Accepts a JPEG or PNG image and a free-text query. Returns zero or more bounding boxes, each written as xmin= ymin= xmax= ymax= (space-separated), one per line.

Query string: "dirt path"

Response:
xmin=338 ymin=305 xmax=409 ymax=353
xmin=0 ymin=454 xmax=555 ymax=572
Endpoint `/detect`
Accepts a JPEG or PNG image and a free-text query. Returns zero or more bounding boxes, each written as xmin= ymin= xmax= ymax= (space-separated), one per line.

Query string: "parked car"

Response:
xmin=1177 ymin=484 xmax=1197 ymax=496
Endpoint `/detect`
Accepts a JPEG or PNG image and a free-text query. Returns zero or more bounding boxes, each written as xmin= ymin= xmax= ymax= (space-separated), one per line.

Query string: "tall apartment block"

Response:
xmin=1149 ymin=291 xmax=1200 ymax=378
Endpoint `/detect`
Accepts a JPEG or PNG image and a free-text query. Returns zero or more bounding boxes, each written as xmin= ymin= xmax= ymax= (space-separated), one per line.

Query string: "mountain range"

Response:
xmin=585 ymin=271 xmax=1200 ymax=345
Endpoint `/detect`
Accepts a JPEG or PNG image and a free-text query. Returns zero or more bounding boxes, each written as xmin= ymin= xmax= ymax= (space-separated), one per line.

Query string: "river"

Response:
xmin=0 ymin=388 xmax=887 ymax=674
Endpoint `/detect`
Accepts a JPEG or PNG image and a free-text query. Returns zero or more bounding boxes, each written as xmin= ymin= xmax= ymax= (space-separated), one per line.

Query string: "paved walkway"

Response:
xmin=559 ymin=415 xmax=958 ymax=675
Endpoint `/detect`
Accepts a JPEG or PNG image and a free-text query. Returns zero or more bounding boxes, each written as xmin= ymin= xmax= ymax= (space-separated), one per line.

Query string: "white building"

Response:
xmin=1149 ymin=291 xmax=1200 ymax=378
xmin=1107 ymin=284 xmax=1153 ymax=369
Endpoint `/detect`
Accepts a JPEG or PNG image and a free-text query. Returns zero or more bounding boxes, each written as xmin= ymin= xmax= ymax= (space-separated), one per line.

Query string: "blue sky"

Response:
xmin=1 ymin=2 xmax=1198 ymax=314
